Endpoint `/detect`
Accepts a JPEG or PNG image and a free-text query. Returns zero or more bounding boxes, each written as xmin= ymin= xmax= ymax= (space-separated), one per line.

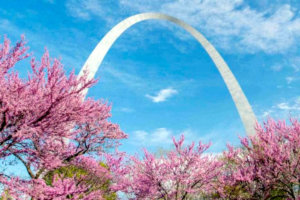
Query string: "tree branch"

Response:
xmin=13 ymin=153 xmax=35 ymax=178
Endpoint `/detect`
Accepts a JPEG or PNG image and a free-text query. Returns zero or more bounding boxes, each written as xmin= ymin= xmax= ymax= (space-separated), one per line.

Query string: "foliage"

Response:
xmin=44 ymin=162 xmax=117 ymax=200
xmin=0 ymin=190 xmax=12 ymax=200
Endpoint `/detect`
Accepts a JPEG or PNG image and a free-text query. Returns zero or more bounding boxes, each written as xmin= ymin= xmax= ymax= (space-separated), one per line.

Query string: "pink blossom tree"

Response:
xmin=219 ymin=119 xmax=300 ymax=199
xmin=107 ymin=135 xmax=222 ymax=200
xmin=0 ymin=36 xmax=126 ymax=199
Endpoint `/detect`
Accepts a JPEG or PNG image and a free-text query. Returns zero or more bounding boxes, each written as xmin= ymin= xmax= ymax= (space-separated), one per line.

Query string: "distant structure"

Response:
xmin=79 ymin=13 xmax=257 ymax=136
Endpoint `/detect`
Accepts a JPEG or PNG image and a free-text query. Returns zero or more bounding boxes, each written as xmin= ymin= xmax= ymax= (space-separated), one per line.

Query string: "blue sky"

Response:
xmin=1 ymin=0 xmax=300 ymax=158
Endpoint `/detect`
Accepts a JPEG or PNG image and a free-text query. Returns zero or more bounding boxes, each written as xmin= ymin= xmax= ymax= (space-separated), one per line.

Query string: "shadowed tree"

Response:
xmin=43 ymin=161 xmax=117 ymax=200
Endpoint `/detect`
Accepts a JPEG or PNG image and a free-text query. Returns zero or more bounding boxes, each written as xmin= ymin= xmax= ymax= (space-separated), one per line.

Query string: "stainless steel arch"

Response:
xmin=79 ymin=13 xmax=257 ymax=136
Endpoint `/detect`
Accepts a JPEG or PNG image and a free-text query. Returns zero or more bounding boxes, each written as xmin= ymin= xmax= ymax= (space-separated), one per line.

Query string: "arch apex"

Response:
xmin=79 ymin=12 xmax=257 ymax=136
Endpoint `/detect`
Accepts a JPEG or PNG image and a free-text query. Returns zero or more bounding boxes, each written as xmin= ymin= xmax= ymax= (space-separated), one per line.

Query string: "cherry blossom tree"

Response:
xmin=219 ymin=119 xmax=300 ymax=200
xmin=0 ymin=36 xmax=126 ymax=199
xmin=107 ymin=135 xmax=222 ymax=200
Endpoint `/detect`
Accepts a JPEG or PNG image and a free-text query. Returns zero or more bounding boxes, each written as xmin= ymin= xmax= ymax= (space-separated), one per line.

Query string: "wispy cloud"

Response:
xmin=149 ymin=128 xmax=173 ymax=143
xmin=277 ymin=101 xmax=300 ymax=111
xmin=145 ymin=87 xmax=178 ymax=103
xmin=132 ymin=128 xmax=173 ymax=146
xmin=286 ymin=76 xmax=295 ymax=84
xmin=66 ymin=0 xmax=103 ymax=20
xmin=270 ymin=64 xmax=283 ymax=72
xmin=65 ymin=0 xmax=120 ymax=25
xmin=259 ymin=96 xmax=300 ymax=119
xmin=0 ymin=19 xmax=20 ymax=37
xmin=120 ymin=0 xmax=300 ymax=54
xmin=290 ymin=56 xmax=300 ymax=71
xmin=101 ymin=66 xmax=145 ymax=88
xmin=65 ymin=0 xmax=300 ymax=54
xmin=118 ymin=107 xmax=134 ymax=113
xmin=270 ymin=56 xmax=300 ymax=73
xmin=129 ymin=124 xmax=243 ymax=153
xmin=0 ymin=16 xmax=94 ymax=74
xmin=131 ymin=128 xmax=197 ymax=147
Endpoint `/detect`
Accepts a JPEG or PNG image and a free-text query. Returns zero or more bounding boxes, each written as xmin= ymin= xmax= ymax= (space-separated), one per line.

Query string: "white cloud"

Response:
xmin=131 ymin=128 xmax=198 ymax=147
xmin=132 ymin=128 xmax=173 ymax=146
xmin=134 ymin=130 xmax=148 ymax=141
xmin=66 ymin=0 xmax=104 ymax=20
xmin=129 ymin=123 xmax=244 ymax=154
xmin=146 ymin=87 xmax=178 ymax=103
xmin=151 ymin=128 xmax=173 ymax=142
xmin=277 ymin=102 xmax=291 ymax=110
xmin=277 ymin=101 xmax=300 ymax=111
xmin=120 ymin=0 xmax=300 ymax=54
xmin=259 ymin=97 xmax=300 ymax=120
xmin=0 ymin=19 xmax=18 ymax=35
xmin=271 ymin=64 xmax=283 ymax=72
xmin=65 ymin=0 xmax=300 ymax=54
xmin=290 ymin=56 xmax=300 ymax=71
xmin=118 ymin=107 xmax=134 ymax=113
xmin=102 ymin=67 xmax=145 ymax=88
xmin=296 ymin=97 xmax=300 ymax=105
xmin=286 ymin=76 xmax=295 ymax=84
xmin=131 ymin=127 xmax=221 ymax=149
xmin=262 ymin=110 xmax=273 ymax=118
